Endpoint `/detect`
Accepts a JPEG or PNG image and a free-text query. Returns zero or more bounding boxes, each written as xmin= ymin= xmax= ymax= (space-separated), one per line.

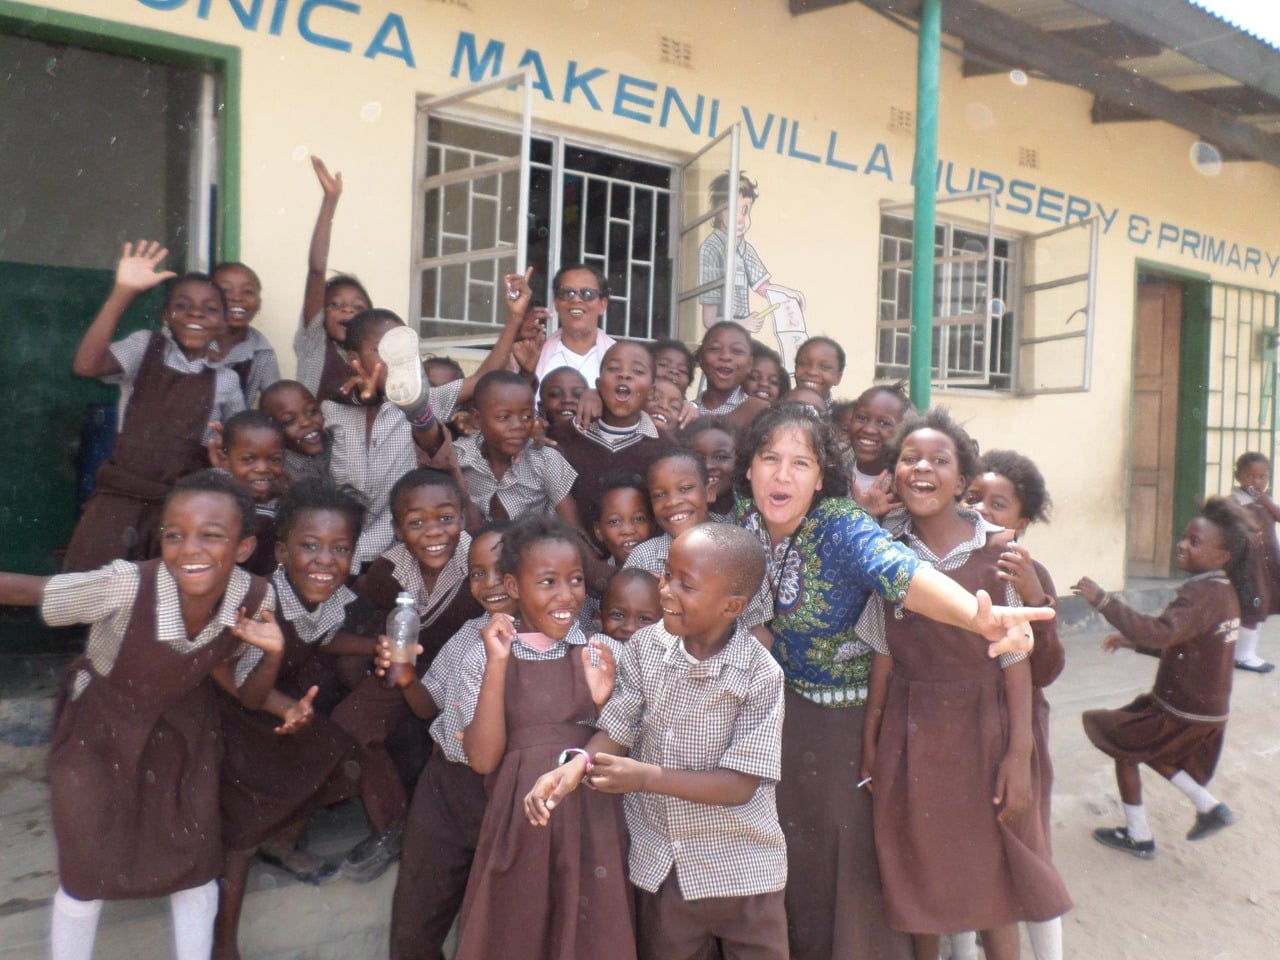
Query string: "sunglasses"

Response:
xmin=554 ymin=287 xmax=603 ymax=303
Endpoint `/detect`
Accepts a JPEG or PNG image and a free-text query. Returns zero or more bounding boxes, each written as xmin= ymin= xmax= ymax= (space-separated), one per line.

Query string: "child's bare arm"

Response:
xmin=454 ymin=271 xmax=537 ymax=406
xmin=303 ymin=157 xmax=343 ymax=324
xmin=321 ymin=629 xmax=378 ymax=657
xmin=73 ymin=241 xmax=176 ymax=378
xmin=524 ymin=730 xmax=628 ymax=826
xmin=588 ymin=754 xmax=760 ymax=806
xmin=995 ymin=659 xmax=1033 ymax=822
xmin=372 ymin=635 xmax=438 ymax=719
xmin=1076 ymin=579 xmax=1211 ymax=651
xmin=231 ymin=610 xmax=286 ymax=710
xmin=0 ymin=573 xmax=49 ymax=607
xmin=463 ymin=613 xmax=515 ymax=775
xmin=860 ymin=652 xmax=892 ymax=789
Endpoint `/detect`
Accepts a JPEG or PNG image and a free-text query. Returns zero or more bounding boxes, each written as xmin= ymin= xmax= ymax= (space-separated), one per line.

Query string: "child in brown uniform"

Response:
xmin=64 ymin=242 xmax=245 ymax=571
xmin=526 ymin=524 xmax=788 ymax=960
xmin=209 ymin=410 xmax=287 ymax=577
xmin=1230 ymin=451 xmax=1279 ymax=672
xmin=0 ymin=471 xmax=282 ymax=960
xmin=1076 ymin=496 xmax=1255 ymax=858
xmin=858 ymin=410 xmax=1070 ymax=960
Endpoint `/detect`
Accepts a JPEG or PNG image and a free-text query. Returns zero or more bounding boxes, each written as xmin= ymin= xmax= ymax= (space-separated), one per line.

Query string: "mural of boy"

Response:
xmin=697 ymin=172 xmax=809 ymax=369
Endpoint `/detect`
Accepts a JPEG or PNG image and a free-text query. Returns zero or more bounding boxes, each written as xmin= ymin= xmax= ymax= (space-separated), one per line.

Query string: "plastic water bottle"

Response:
xmin=383 ymin=592 xmax=419 ymax=687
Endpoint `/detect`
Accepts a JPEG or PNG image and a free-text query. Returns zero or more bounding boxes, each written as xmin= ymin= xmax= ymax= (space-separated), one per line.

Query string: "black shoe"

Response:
xmin=1187 ymin=803 xmax=1237 ymax=841
xmin=342 ymin=826 xmax=403 ymax=883
xmin=1093 ymin=826 xmax=1156 ymax=859
xmin=258 ymin=847 xmax=342 ymax=886
xmin=1235 ymin=659 xmax=1276 ymax=674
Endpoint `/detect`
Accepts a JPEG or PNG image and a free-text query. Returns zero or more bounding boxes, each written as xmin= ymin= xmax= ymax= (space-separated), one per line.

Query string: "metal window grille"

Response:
xmin=1203 ymin=283 xmax=1279 ymax=495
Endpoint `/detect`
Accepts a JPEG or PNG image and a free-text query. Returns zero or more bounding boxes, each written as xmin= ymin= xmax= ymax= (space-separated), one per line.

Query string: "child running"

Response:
xmin=1230 ymin=451 xmax=1279 ymax=673
xmin=64 ymin=242 xmax=244 ymax=571
xmin=959 ymin=449 xmax=1066 ymax=960
xmin=214 ymin=479 xmax=366 ymax=960
xmin=858 ymin=409 xmax=1070 ymax=960
xmin=526 ymin=524 xmax=787 ymax=960
xmin=451 ymin=516 xmax=633 ymax=960
xmin=0 ymin=470 xmax=281 ymax=960
xmin=1076 ymin=496 xmax=1254 ymax=858
xmin=210 ymin=261 xmax=280 ymax=407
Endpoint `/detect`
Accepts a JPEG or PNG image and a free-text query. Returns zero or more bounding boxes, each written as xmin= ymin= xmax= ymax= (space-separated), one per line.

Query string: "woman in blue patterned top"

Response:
xmin=733 ymin=403 xmax=1050 ymax=960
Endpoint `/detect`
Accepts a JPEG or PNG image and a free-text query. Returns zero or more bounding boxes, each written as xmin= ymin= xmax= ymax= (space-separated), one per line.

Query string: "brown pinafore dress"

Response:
xmin=872 ymin=538 xmax=1072 ymax=935
xmin=50 ymin=560 xmax=268 ymax=900
xmin=453 ymin=652 xmax=635 ymax=960
xmin=219 ymin=611 xmax=360 ymax=851
xmin=63 ymin=333 xmax=215 ymax=572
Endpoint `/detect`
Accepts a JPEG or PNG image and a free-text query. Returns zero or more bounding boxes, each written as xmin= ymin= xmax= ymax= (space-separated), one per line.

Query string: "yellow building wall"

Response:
xmin=19 ymin=0 xmax=1280 ymax=587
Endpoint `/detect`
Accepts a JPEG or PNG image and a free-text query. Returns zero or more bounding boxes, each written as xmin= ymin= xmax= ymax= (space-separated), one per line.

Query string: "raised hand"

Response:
xmin=480 ymin=612 xmax=517 ymax=663
xmin=312 ymin=155 xmax=342 ymax=201
xmin=582 ymin=639 xmax=616 ymax=711
xmin=205 ymin=421 xmax=228 ymax=469
xmin=852 ymin=470 xmax=898 ymax=519
xmin=115 ymin=240 xmax=177 ymax=293
xmin=573 ymin=389 xmax=604 ymax=431
xmin=991 ymin=531 xmax=1044 ymax=605
xmin=1071 ymin=576 xmax=1106 ymax=608
xmin=519 ymin=305 xmax=551 ymax=343
xmin=232 ymin=608 xmax=285 ymax=656
xmin=503 ymin=266 xmax=534 ymax=317
xmin=338 ymin=355 xmax=383 ymax=404
xmin=1101 ymin=633 xmax=1133 ymax=654
xmin=969 ymin=590 xmax=1050 ymax=659
xmin=275 ymin=686 xmax=319 ymax=735
xmin=511 ymin=327 xmax=546 ymax=375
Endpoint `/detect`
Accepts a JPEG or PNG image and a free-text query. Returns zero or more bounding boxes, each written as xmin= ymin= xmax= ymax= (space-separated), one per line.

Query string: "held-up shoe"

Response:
xmin=1187 ymin=803 xmax=1237 ymax=841
xmin=343 ymin=825 xmax=403 ymax=883
xmin=1092 ymin=826 xmax=1156 ymax=859
xmin=378 ymin=325 xmax=426 ymax=408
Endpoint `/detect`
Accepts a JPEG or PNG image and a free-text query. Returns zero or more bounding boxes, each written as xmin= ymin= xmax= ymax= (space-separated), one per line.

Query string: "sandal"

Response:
xmin=258 ymin=845 xmax=341 ymax=885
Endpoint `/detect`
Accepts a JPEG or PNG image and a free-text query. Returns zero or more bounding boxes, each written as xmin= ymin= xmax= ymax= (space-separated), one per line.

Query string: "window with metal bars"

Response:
xmin=875 ymin=210 xmax=1015 ymax=390
xmin=415 ymin=114 xmax=674 ymax=343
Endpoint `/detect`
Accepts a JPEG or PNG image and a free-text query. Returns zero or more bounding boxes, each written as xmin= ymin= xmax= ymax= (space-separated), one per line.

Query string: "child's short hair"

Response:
xmin=552 ymin=262 xmax=610 ymax=298
xmin=979 ymin=450 xmax=1052 ymax=525
xmin=389 ymin=467 xmax=464 ymax=519
xmin=649 ymin=338 xmax=694 ymax=369
xmin=164 ymin=272 xmax=227 ymax=314
xmin=168 ymin=469 xmax=255 ymax=539
xmin=474 ymin=518 xmax=514 ymax=539
xmin=750 ymin=341 xmax=793 ymax=393
xmin=1235 ymin=451 xmax=1270 ymax=474
xmin=888 ymin=407 xmax=980 ymax=490
xmin=680 ymin=415 xmax=734 ymax=445
xmin=599 ymin=469 xmax=649 ymax=501
xmin=797 ymin=335 xmax=847 ymax=374
xmin=709 ymin=171 xmax=758 ymax=207
xmin=344 ymin=308 xmax=404 ymax=354
xmin=221 ymin=410 xmax=284 ymax=450
xmin=1201 ymin=496 xmax=1260 ymax=616
xmin=602 ymin=339 xmax=655 ymax=379
xmin=325 ymin=273 xmax=371 ymax=305
xmin=831 ymin=400 xmax=857 ymax=425
xmin=275 ymin=478 xmax=367 ymax=543
xmin=649 ymin=446 xmax=710 ymax=486
xmin=604 ymin=567 xmax=660 ymax=602
xmin=258 ymin=379 xmax=315 ymax=410
xmin=685 ymin=523 xmax=767 ymax=599
xmin=543 ymin=366 xmax=589 ymax=389
xmin=856 ymin=381 xmax=913 ymax=415
xmin=733 ymin=402 xmax=850 ymax=501
xmin=498 ymin=515 xmax=587 ymax=576
xmin=212 ymin=261 xmax=262 ymax=288
xmin=699 ymin=320 xmax=751 ymax=351
xmin=425 ymin=354 xmax=465 ymax=382
xmin=474 ymin=369 xmax=532 ymax=409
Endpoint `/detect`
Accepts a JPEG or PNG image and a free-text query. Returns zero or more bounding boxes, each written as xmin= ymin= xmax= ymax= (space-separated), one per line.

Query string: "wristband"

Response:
xmin=557 ymin=747 xmax=592 ymax=774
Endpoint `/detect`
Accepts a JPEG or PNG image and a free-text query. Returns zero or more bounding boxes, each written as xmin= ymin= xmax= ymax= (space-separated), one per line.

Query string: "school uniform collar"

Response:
xmin=155 ymin=562 xmax=252 ymax=647
xmin=1185 ymin=568 xmax=1229 ymax=585
xmin=582 ymin=411 xmax=660 ymax=448
xmin=511 ymin=622 xmax=590 ymax=655
xmin=272 ymin=566 xmax=354 ymax=645
xmin=649 ymin=621 xmax=756 ymax=680
xmin=386 ymin=534 xmax=471 ymax=616
xmin=158 ymin=324 xmax=217 ymax=373
xmin=896 ymin=507 xmax=1000 ymax=566
xmin=456 ymin=432 xmax=533 ymax=471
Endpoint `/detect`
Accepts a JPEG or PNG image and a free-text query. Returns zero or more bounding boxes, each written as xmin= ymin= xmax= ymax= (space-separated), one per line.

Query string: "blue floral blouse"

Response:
xmin=738 ymin=495 xmax=920 ymax=706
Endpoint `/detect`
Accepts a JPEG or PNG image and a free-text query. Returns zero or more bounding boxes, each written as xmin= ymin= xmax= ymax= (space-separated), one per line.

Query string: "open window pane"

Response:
xmin=1016 ymin=217 xmax=1097 ymax=394
xmin=677 ymin=126 xmax=740 ymax=344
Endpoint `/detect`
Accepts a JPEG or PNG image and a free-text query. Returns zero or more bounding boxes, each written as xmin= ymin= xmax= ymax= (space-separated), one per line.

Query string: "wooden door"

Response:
xmin=1128 ymin=281 xmax=1183 ymax=577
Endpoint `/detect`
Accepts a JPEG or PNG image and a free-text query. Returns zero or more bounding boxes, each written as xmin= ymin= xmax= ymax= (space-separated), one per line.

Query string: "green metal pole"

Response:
xmin=910 ymin=0 xmax=941 ymax=409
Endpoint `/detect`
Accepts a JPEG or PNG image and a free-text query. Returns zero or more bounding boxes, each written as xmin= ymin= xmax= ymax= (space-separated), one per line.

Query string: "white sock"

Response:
xmin=1027 ymin=917 xmax=1063 ymax=960
xmin=169 ymin=879 xmax=218 ymax=960
xmin=50 ymin=886 xmax=103 ymax=960
xmin=1169 ymin=770 xmax=1219 ymax=814
xmin=1123 ymin=802 xmax=1153 ymax=841
xmin=1236 ymin=626 xmax=1265 ymax=666
xmin=947 ymin=931 xmax=979 ymax=960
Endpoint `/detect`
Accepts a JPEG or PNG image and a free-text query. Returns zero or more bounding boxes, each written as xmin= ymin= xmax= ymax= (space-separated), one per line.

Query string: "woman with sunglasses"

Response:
xmin=533 ymin=263 xmax=617 ymax=388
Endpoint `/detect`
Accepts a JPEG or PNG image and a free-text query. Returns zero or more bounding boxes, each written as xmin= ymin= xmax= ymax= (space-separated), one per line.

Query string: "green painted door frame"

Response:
xmin=1134 ymin=260 xmax=1212 ymax=569
xmin=0 ymin=0 xmax=242 ymax=260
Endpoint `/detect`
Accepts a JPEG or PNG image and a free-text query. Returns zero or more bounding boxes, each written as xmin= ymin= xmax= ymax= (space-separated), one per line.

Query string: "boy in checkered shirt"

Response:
xmin=525 ymin=523 xmax=788 ymax=959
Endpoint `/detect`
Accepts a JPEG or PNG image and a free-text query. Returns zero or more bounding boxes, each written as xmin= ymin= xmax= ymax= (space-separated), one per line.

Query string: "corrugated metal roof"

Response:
xmin=1184 ymin=1 xmax=1280 ymax=54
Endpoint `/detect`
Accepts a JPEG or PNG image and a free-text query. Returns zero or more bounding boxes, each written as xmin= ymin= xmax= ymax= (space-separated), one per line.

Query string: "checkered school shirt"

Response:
xmin=41 ymin=560 xmax=273 ymax=699
xmin=421 ymin=613 xmax=488 ymax=764
xmin=697 ymin=230 xmax=769 ymax=320
xmin=382 ymin=534 xmax=472 ymax=628
xmin=107 ymin=328 xmax=245 ymax=434
xmin=214 ymin=327 xmax=281 ymax=407
xmin=693 ymin=386 xmax=748 ymax=417
xmin=272 ymin=566 xmax=354 ymax=645
xmin=454 ymin=434 xmax=577 ymax=521
xmin=623 ymin=529 xmax=773 ymax=630
xmin=597 ymin=621 xmax=786 ymax=900
xmin=293 ymin=312 xmax=331 ymax=399
xmin=856 ymin=510 xmax=1026 ymax=668
xmin=323 ymin=400 xmax=418 ymax=567
xmin=283 ymin=433 xmax=333 ymax=485
xmin=452 ymin=625 xmax=620 ymax=730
